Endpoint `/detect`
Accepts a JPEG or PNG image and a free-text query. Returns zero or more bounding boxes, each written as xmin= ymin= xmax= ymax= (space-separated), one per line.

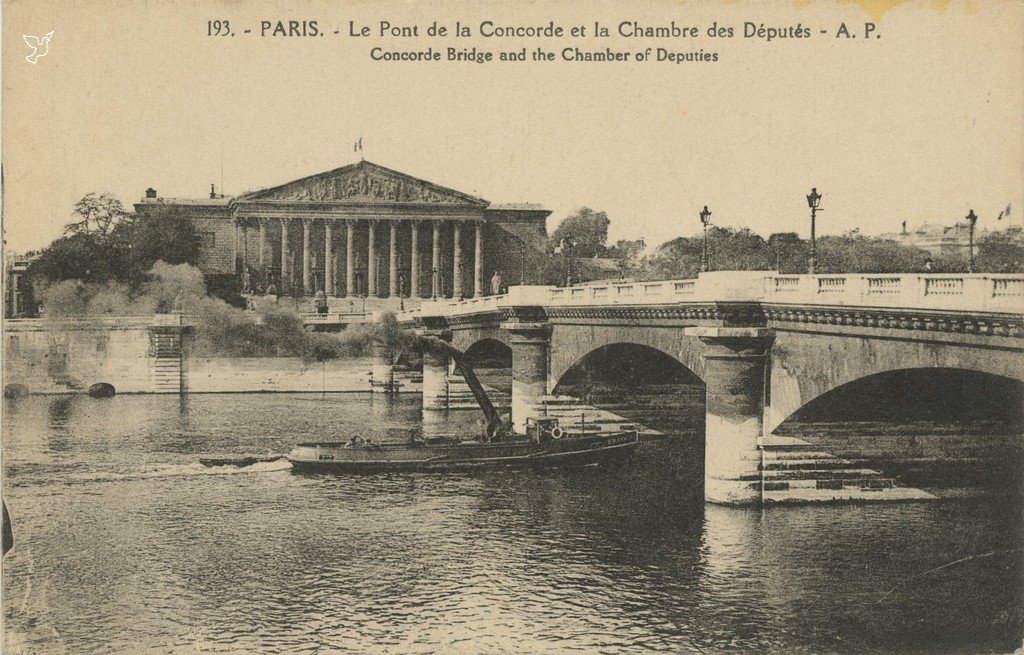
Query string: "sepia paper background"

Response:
xmin=2 ymin=0 xmax=1022 ymax=252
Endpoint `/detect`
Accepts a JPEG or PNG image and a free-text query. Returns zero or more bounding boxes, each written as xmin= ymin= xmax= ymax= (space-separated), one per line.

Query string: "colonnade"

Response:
xmin=233 ymin=217 xmax=485 ymax=298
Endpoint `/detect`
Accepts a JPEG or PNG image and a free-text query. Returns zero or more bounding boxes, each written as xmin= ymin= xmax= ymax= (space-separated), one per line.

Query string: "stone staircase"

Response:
xmin=756 ymin=436 xmax=936 ymax=503
xmin=522 ymin=396 xmax=935 ymax=504
xmin=444 ymin=373 xmax=511 ymax=410
xmin=150 ymin=331 xmax=185 ymax=393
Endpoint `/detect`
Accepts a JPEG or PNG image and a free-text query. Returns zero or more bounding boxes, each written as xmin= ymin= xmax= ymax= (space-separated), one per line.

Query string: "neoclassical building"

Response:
xmin=135 ymin=160 xmax=550 ymax=299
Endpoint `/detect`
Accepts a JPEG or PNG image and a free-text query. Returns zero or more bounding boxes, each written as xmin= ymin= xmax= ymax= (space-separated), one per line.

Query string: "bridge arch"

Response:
xmin=774 ymin=367 xmax=1024 ymax=427
xmin=767 ymin=331 xmax=1024 ymax=432
xmin=548 ymin=324 xmax=708 ymax=390
xmin=449 ymin=327 xmax=509 ymax=356
xmin=551 ymin=342 xmax=703 ymax=394
xmin=462 ymin=338 xmax=512 ymax=368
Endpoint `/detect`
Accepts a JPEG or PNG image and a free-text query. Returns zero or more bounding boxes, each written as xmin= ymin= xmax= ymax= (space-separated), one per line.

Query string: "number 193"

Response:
xmin=207 ymin=20 xmax=231 ymax=36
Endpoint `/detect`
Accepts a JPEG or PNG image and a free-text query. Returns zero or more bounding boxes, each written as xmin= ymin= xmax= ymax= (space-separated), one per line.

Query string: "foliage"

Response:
xmin=641 ymin=227 xmax=936 ymax=278
xmin=204 ymin=274 xmax=246 ymax=309
xmin=371 ymin=311 xmax=416 ymax=362
xmin=28 ymin=194 xmax=203 ymax=298
xmin=550 ymin=207 xmax=611 ymax=258
xmin=27 ymin=233 xmax=123 ymax=285
xmin=815 ymin=235 xmax=930 ymax=274
xmin=65 ymin=193 xmax=133 ymax=237
xmin=977 ymin=230 xmax=1024 ymax=272
xmin=130 ymin=209 xmax=200 ymax=271
xmin=766 ymin=233 xmax=808 ymax=273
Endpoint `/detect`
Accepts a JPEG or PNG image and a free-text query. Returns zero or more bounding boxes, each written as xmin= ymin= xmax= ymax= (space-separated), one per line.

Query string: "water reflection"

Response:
xmin=2 ymin=394 xmax=1021 ymax=654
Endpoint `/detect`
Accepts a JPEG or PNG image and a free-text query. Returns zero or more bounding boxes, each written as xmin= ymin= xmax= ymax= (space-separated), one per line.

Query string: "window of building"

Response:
xmin=96 ymin=335 xmax=109 ymax=353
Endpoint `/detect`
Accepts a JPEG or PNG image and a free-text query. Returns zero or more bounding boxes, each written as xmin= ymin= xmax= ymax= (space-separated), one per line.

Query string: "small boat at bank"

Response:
xmin=287 ymin=423 xmax=639 ymax=474
xmin=199 ymin=454 xmax=283 ymax=468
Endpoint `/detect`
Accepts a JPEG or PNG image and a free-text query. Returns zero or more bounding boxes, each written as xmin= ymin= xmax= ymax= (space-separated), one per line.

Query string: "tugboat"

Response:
xmin=287 ymin=341 xmax=639 ymax=474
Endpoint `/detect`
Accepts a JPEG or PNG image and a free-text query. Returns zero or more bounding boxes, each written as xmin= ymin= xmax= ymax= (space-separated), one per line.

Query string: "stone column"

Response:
xmin=452 ymin=222 xmax=463 ymax=299
xmin=240 ymin=222 xmax=249 ymax=287
xmin=389 ymin=222 xmax=398 ymax=297
xmin=474 ymin=222 xmax=483 ymax=297
xmin=324 ymin=220 xmax=334 ymax=297
xmin=345 ymin=220 xmax=355 ymax=297
xmin=232 ymin=219 xmax=240 ymax=275
xmin=685 ymin=327 xmax=773 ymax=505
xmin=431 ymin=221 xmax=441 ymax=298
xmin=302 ymin=218 xmax=312 ymax=295
xmin=367 ymin=221 xmax=377 ymax=297
xmin=410 ymin=221 xmax=420 ymax=298
xmin=420 ymin=329 xmax=452 ymax=410
xmin=505 ymin=322 xmax=551 ymax=434
xmin=280 ymin=219 xmax=291 ymax=291
xmin=258 ymin=219 xmax=269 ymax=272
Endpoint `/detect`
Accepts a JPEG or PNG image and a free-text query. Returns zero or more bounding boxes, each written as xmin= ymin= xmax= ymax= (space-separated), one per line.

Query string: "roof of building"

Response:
xmin=234 ymin=160 xmax=490 ymax=206
xmin=138 ymin=160 xmax=550 ymax=215
xmin=489 ymin=203 xmax=546 ymax=211
xmin=137 ymin=197 xmax=233 ymax=206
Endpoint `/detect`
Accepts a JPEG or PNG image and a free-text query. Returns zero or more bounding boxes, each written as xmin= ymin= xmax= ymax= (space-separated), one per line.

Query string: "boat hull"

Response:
xmin=287 ymin=431 xmax=639 ymax=474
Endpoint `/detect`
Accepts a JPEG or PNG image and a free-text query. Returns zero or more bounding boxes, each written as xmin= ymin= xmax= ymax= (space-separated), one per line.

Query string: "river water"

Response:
xmin=2 ymin=393 xmax=1022 ymax=654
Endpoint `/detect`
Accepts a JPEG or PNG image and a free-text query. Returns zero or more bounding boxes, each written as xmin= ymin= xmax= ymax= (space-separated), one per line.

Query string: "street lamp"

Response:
xmin=806 ymin=187 xmax=823 ymax=274
xmin=966 ymin=209 xmax=978 ymax=273
xmin=699 ymin=205 xmax=712 ymax=273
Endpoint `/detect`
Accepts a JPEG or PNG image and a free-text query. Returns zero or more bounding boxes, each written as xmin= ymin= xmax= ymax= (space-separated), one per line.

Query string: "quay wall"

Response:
xmin=4 ymin=319 xmax=160 ymax=394
xmin=2 ymin=318 xmax=416 ymax=395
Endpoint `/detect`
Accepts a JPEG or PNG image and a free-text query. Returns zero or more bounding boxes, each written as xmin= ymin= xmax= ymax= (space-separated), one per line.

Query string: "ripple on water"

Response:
xmin=3 ymin=394 xmax=1022 ymax=654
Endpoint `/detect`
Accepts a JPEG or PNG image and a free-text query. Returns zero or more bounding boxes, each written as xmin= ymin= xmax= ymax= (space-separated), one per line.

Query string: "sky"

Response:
xmin=2 ymin=0 xmax=1022 ymax=253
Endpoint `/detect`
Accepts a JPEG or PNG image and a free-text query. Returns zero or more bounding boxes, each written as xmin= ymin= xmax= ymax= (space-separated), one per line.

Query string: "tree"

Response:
xmin=130 ymin=209 xmax=201 ymax=273
xmin=550 ymin=207 xmax=611 ymax=258
xmin=766 ymin=233 xmax=808 ymax=273
xmin=27 ymin=233 xmax=127 ymax=284
xmin=704 ymin=227 xmax=773 ymax=271
xmin=977 ymin=229 xmax=1024 ymax=273
xmin=816 ymin=236 xmax=929 ymax=273
xmin=65 ymin=193 xmax=132 ymax=237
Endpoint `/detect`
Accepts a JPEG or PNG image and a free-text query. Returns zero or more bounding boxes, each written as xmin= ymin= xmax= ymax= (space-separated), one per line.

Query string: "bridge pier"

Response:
xmin=687 ymin=327 xmax=773 ymax=505
xmin=370 ymin=340 xmax=394 ymax=393
xmin=506 ymin=323 xmax=551 ymax=434
xmin=420 ymin=330 xmax=452 ymax=410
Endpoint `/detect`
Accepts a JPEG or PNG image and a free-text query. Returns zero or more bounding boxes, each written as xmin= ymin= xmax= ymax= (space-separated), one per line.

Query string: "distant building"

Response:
xmin=880 ymin=221 xmax=977 ymax=256
xmin=3 ymin=251 xmax=40 ymax=318
xmin=134 ymin=160 xmax=550 ymax=299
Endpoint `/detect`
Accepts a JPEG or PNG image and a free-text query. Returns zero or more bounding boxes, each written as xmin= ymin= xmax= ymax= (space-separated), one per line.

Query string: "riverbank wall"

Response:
xmin=2 ymin=316 xmax=417 ymax=395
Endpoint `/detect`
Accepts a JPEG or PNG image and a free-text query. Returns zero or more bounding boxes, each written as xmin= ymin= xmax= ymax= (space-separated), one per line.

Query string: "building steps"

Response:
xmin=757 ymin=435 xmax=935 ymax=503
xmin=150 ymin=330 xmax=184 ymax=393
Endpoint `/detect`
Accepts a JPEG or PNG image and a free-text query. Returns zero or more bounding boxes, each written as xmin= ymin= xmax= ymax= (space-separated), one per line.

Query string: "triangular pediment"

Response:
xmin=236 ymin=161 xmax=488 ymax=206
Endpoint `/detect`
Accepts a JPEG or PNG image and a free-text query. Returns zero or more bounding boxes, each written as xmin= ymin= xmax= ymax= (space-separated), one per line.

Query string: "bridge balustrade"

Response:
xmin=394 ymin=272 xmax=1023 ymax=320
xmin=762 ymin=273 xmax=1023 ymax=313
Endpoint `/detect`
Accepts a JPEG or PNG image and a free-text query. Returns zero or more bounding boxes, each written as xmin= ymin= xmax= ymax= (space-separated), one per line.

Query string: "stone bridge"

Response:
xmin=397 ymin=271 xmax=1024 ymax=504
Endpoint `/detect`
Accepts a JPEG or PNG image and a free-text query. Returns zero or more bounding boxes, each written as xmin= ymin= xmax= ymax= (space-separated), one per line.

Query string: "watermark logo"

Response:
xmin=23 ymin=31 xmax=54 ymax=64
